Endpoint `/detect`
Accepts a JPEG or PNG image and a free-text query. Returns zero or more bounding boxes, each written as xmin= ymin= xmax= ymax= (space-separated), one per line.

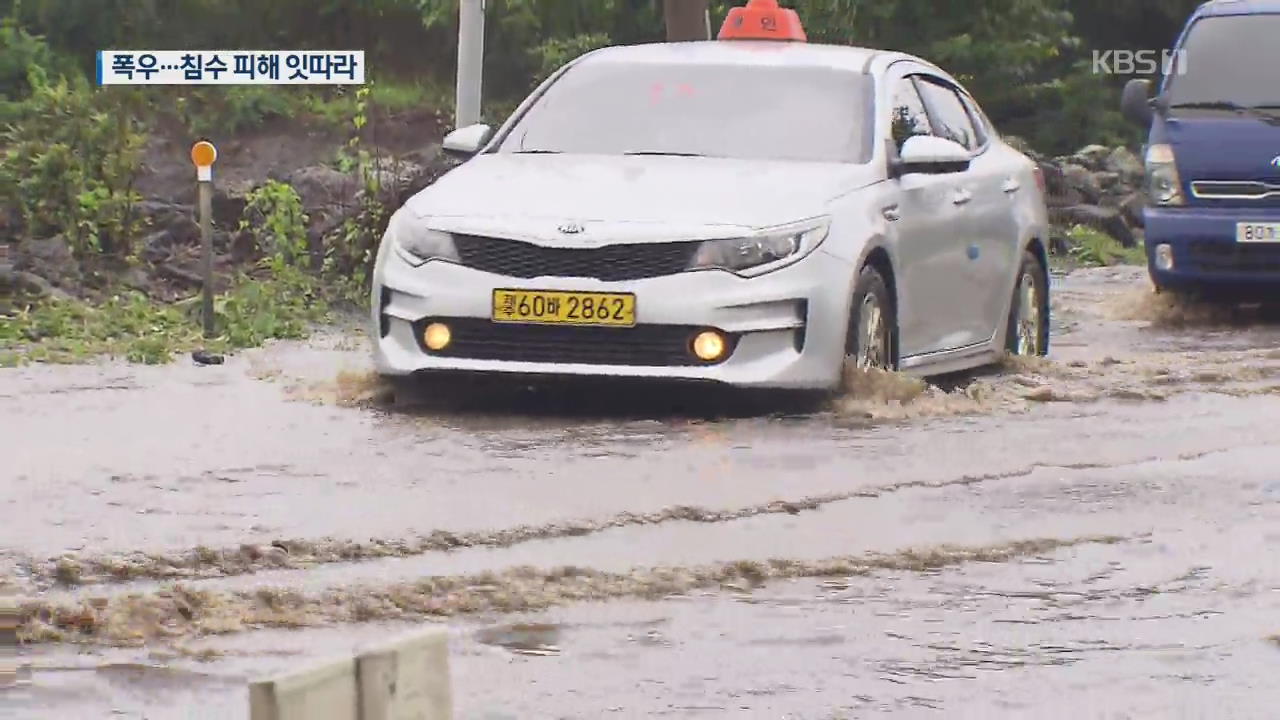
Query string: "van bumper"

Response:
xmin=1144 ymin=205 xmax=1280 ymax=297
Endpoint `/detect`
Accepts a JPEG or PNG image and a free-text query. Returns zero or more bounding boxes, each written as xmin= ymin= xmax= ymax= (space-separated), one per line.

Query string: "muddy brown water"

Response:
xmin=3 ymin=266 xmax=1280 ymax=719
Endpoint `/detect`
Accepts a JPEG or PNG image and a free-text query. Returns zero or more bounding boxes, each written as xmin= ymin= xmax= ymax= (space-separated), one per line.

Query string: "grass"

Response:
xmin=0 ymin=269 xmax=336 ymax=367
xmin=135 ymin=77 xmax=452 ymax=136
xmin=1065 ymin=224 xmax=1147 ymax=267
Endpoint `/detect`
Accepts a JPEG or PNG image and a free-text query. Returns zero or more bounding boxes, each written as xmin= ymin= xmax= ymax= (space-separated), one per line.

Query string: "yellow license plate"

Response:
xmin=492 ymin=289 xmax=637 ymax=327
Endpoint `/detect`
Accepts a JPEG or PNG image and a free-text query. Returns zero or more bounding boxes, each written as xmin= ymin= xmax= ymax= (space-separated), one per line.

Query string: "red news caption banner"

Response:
xmin=97 ymin=50 xmax=366 ymax=85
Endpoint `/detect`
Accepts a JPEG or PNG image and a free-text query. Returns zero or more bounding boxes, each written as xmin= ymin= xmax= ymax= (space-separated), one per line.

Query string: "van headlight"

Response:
xmin=1146 ymin=144 xmax=1185 ymax=207
xmin=689 ymin=220 xmax=830 ymax=277
xmin=387 ymin=211 xmax=459 ymax=266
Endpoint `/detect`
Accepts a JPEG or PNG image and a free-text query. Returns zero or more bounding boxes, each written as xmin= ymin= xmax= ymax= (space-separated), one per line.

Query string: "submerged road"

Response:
xmin=2 ymin=266 xmax=1280 ymax=719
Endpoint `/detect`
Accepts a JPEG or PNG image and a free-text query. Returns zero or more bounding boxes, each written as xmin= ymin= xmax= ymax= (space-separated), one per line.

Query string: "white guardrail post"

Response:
xmin=249 ymin=628 xmax=452 ymax=720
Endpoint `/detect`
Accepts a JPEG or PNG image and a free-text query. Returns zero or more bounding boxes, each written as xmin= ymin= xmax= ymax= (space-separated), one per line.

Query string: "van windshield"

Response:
xmin=1166 ymin=15 xmax=1280 ymax=108
xmin=495 ymin=60 xmax=873 ymax=163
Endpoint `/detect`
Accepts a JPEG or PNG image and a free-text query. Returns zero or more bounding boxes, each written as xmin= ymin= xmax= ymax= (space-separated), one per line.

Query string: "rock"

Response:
xmin=1120 ymin=193 xmax=1146 ymax=229
xmin=157 ymin=262 xmax=204 ymax=287
xmin=15 ymin=271 xmax=73 ymax=300
xmin=141 ymin=230 xmax=174 ymax=264
xmin=1106 ymin=146 xmax=1145 ymax=184
xmin=286 ymin=165 xmax=359 ymax=212
xmin=14 ymin=235 xmax=81 ymax=289
xmin=212 ymin=182 xmax=253 ymax=230
xmin=1061 ymin=163 xmax=1103 ymax=204
xmin=1094 ymin=171 xmax=1121 ymax=191
xmin=1071 ymin=144 xmax=1111 ymax=170
xmin=1002 ymin=135 xmax=1040 ymax=160
xmin=192 ymin=350 xmax=224 ymax=366
xmin=1052 ymin=204 xmax=1138 ymax=248
xmin=121 ymin=266 xmax=151 ymax=292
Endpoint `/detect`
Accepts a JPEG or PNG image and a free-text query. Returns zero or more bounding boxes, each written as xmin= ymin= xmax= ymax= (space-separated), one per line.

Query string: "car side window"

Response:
xmin=889 ymin=76 xmax=932 ymax=152
xmin=916 ymin=78 xmax=978 ymax=151
xmin=957 ymin=91 xmax=990 ymax=148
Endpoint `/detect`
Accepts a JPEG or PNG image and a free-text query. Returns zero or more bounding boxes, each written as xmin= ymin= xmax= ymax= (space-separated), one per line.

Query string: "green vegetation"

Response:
xmin=0 ymin=0 xmax=1199 ymax=365
xmin=1065 ymin=224 xmax=1147 ymax=267
xmin=2 ymin=177 xmax=342 ymax=367
xmin=0 ymin=70 xmax=145 ymax=257
xmin=1 ymin=0 xmax=1204 ymax=152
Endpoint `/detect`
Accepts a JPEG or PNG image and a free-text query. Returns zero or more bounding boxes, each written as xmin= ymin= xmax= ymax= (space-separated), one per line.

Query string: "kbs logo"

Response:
xmin=1091 ymin=49 xmax=1188 ymax=76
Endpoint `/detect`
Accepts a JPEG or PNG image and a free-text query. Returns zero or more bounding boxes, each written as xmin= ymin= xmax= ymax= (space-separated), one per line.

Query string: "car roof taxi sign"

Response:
xmin=718 ymin=0 xmax=808 ymax=42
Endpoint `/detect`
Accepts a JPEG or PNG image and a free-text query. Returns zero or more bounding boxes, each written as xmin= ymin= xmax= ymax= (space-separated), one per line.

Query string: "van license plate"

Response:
xmin=1236 ymin=222 xmax=1280 ymax=243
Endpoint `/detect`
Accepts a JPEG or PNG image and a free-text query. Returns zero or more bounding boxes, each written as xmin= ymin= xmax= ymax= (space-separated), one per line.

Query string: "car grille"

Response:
xmin=414 ymin=318 xmax=736 ymax=367
xmin=1186 ymin=240 xmax=1280 ymax=274
xmin=453 ymin=234 xmax=700 ymax=281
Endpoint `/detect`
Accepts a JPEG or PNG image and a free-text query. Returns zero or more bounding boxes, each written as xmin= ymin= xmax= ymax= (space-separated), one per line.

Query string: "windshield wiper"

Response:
xmin=622 ymin=151 xmax=707 ymax=157
xmin=1169 ymin=101 xmax=1280 ymax=126
xmin=512 ymin=149 xmax=562 ymax=154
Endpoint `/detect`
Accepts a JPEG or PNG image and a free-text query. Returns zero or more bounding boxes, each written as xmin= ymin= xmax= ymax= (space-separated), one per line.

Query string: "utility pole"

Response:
xmin=664 ymin=0 xmax=711 ymax=42
xmin=456 ymin=0 xmax=485 ymax=129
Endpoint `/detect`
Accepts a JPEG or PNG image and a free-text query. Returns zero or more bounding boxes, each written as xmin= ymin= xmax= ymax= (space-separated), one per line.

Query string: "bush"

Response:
xmin=0 ymin=70 xmax=145 ymax=256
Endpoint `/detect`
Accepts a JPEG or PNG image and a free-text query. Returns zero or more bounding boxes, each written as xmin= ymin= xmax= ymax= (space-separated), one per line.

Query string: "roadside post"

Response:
xmin=455 ymin=0 xmax=485 ymax=129
xmin=191 ymin=140 xmax=218 ymax=338
xmin=664 ymin=0 xmax=712 ymax=41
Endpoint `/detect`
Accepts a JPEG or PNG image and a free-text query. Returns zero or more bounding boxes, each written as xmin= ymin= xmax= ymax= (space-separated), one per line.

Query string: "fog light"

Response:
xmin=692 ymin=330 xmax=727 ymax=362
xmin=423 ymin=322 xmax=451 ymax=351
xmin=1154 ymin=243 xmax=1175 ymax=271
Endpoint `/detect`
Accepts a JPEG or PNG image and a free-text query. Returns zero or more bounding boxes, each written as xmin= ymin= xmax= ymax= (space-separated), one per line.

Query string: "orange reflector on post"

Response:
xmin=191 ymin=141 xmax=217 ymax=182
xmin=191 ymin=141 xmax=217 ymax=168
xmin=718 ymin=0 xmax=807 ymax=42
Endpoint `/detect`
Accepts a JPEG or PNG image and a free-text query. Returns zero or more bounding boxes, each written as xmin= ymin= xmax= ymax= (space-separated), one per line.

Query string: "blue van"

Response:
xmin=1121 ymin=0 xmax=1280 ymax=301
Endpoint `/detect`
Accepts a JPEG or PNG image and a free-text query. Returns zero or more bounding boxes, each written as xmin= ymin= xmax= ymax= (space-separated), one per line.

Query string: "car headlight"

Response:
xmin=387 ymin=211 xmax=459 ymax=266
xmin=689 ymin=220 xmax=830 ymax=277
xmin=1145 ymin=144 xmax=1185 ymax=207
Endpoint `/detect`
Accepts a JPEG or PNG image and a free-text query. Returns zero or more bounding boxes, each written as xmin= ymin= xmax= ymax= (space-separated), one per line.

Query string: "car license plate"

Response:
xmin=1236 ymin=222 xmax=1280 ymax=243
xmin=492 ymin=289 xmax=636 ymax=327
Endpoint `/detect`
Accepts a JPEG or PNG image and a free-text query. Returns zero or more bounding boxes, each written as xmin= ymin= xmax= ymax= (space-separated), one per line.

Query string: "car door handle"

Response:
xmin=952 ymin=189 xmax=973 ymax=206
xmin=882 ymin=204 xmax=901 ymax=222
xmin=1002 ymin=178 xmax=1021 ymax=194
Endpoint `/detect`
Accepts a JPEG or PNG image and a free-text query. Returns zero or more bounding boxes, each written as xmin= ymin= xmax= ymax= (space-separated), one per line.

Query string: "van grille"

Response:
xmin=1186 ymin=240 xmax=1280 ymax=274
xmin=1190 ymin=180 xmax=1280 ymax=202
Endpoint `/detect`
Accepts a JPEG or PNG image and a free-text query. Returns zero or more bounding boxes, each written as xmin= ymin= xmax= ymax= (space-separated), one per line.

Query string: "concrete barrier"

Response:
xmin=249 ymin=627 xmax=452 ymax=720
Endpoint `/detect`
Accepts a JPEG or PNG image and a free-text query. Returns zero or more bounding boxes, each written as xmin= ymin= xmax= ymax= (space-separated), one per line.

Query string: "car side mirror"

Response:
xmin=893 ymin=135 xmax=971 ymax=177
xmin=1121 ymin=79 xmax=1155 ymax=127
xmin=442 ymin=123 xmax=493 ymax=157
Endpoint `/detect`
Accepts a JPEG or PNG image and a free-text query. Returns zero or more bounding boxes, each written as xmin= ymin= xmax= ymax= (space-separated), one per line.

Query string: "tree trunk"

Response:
xmin=664 ymin=0 xmax=711 ymax=42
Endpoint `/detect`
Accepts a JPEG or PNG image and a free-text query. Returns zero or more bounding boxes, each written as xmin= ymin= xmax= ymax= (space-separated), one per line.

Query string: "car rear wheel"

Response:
xmin=845 ymin=266 xmax=897 ymax=374
xmin=1006 ymin=250 xmax=1049 ymax=357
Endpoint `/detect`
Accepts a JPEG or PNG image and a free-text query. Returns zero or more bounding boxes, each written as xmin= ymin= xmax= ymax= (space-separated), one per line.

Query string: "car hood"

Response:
xmin=1165 ymin=112 xmax=1280 ymax=182
xmin=403 ymin=153 xmax=879 ymax=244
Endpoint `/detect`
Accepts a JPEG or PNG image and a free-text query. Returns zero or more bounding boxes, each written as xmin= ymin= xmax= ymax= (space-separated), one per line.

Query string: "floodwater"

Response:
xmin=2 ymin=266 xmax=1280 ymax=719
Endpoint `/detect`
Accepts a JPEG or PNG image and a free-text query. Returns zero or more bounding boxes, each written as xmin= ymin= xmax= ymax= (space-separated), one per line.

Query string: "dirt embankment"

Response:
xmin=5 ymin=109 xmax=456 ymax=304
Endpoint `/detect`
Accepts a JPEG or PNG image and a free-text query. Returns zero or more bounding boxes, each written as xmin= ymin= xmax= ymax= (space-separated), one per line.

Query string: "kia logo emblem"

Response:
xmin=559 ymin=222 xmax=584 ymax=234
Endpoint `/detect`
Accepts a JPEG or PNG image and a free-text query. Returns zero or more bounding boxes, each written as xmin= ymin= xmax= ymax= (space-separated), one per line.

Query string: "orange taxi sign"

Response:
xmin=191 ymin=141 xmax=217 ymax=168
xmin=718 ymin=0 xmax=807 ymax=42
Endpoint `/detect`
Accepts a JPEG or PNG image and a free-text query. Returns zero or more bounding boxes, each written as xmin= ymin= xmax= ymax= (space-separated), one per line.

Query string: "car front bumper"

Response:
xmin=371 ymin=248 xmax=856 ymax=390
xmin=1145 ymin=205 xmax=1280 ymax=293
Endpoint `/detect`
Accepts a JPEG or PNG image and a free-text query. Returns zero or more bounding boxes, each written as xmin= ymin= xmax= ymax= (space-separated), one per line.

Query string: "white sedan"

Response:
xmin=371 ymin=30 xmax=1051 ymax=391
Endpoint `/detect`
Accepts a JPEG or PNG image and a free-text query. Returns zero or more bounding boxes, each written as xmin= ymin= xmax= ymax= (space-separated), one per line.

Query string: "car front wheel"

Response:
xmin=845 ymin=265 xmax=897 ymax=374
xmin=1006 ymin=250 xmax=1049 ymax=357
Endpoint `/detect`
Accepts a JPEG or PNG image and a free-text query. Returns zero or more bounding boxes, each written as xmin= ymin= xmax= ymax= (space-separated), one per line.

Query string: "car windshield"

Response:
xmin=1166 ymin=15 xmax=1280 ymax=109
xmin=494 ymin=59 xmax=873 ymax=163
